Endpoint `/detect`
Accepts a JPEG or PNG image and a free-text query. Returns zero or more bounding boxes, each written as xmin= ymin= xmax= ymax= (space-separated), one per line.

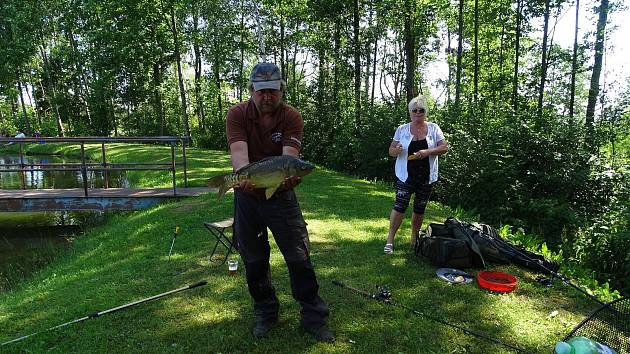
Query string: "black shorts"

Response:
xmin=393 ymin=178 xmax=433 ymax=214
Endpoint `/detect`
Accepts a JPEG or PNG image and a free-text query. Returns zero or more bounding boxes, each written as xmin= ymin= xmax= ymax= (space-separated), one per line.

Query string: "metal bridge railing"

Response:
xmin=0 ymin=136 xmax=190 ymax=197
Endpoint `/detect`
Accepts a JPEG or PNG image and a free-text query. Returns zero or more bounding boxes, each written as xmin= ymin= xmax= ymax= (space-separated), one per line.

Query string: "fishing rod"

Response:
xmin=332 ymin=280 xmax=533 ymax=354
xmin=462 ymin=223 xmax=607 ymax=307
xmin=1 ymin=280 xmax=208 ymax=347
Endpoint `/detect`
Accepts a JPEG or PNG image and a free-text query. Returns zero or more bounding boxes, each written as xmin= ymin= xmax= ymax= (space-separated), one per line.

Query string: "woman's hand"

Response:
xmin=389 ymin=141 xmax=404 ymax=157
xmin=414 ymin=150 xmax=428 ymax=159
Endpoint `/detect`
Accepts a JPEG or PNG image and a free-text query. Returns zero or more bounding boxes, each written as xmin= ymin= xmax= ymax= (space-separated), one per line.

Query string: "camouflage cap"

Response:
xmin=249 ymin=62 xmax=282 ymax=91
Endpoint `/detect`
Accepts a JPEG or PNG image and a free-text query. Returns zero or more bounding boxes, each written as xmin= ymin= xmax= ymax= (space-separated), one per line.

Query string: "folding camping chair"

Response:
xmin=203 ymin=218 xmax=237 ymax=265
xmin=563 ymin=297 xmax=629 ymax=353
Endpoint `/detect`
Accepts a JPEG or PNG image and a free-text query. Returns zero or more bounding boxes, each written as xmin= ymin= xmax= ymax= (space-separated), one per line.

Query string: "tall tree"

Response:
xmin=15 ymin=69 xmax=32 ymax=134
xmin=353 ymin=0 xmax=361 ymax=133
xmin=473 ymin=0 xmax=479 ymax=105
xmin=455 ymin=0 xmax=464 ymax=111
xmin=404 ymin=0 xmax=416 ymax=102
xmin=585 ymin=0 xmax=609 ymax=136
xmin=537 ymin=0 xmax=551 ymax=120
xmin=569 ymin=0 xmax=580 ymax=119
xmin=192 ymin=7 xmax=206 ymax=131
xmin=512 ymin=0 xmax=522 ymax=113
xmin=170 ymin=5 xmax=191 ymax=138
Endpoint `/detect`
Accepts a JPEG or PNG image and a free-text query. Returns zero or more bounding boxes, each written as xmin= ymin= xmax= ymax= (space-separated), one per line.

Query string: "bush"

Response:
xmin=570 ymin=167 xmax=629 ymax=295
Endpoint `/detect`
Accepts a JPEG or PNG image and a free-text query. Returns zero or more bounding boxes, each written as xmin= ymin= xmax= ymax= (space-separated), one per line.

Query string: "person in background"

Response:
xmin=225 ymin=62 xmax=334 ymax=343
xmin=384 ymin=95 xmax=448 ymax=254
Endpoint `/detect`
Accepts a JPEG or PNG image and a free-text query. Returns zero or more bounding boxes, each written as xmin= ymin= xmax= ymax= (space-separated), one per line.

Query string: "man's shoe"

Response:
xmin=252 ymin=318 xmax=277 ymax=339
xmin=301 ymin=324 xmax=335 ymax=343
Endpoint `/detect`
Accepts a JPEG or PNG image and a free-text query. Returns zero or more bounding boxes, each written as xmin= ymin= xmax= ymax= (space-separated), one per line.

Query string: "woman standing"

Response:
xmin=384 ymin=96 xmax=448 ymax=254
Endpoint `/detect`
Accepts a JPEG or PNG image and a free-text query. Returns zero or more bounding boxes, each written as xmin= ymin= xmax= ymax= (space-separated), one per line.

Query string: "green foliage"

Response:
xmin=501 ymin=225 xmax=621 ymax=302
xmin=570 ymin=166 xmax=629 ymax=295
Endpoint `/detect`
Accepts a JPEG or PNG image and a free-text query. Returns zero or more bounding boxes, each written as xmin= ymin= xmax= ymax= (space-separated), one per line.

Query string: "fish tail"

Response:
xmin=207 ymin=173 xmax=246 ymax=201
xmin=216 ymin=183 xmax=230 ymax=201
xmin=207 ymin=174 xmax=231 ymax=200
xmin=206 ymin=174 xmax=227 ymax=188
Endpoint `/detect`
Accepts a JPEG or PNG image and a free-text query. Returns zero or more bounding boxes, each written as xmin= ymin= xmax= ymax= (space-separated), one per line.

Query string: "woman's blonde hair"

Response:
xmin=408 ymin=95 xmax=428 ymax=115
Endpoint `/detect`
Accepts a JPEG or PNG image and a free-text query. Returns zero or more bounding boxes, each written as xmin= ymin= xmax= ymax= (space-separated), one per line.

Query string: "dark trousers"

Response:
xmin=234 ymin=188 xmax=329 ymax=329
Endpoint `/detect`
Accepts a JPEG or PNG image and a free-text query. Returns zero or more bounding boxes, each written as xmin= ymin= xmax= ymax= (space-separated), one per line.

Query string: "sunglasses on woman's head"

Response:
xmin=411 ymin=108 xmax=426 ymax=113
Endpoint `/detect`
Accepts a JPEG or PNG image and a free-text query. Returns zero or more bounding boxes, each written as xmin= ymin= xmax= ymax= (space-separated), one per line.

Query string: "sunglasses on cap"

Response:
xmin=411 ymin=108 xmax=426 ymax=113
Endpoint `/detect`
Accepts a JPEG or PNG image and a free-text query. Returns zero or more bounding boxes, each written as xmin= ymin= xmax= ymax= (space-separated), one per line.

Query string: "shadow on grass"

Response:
xmin=0 ymin=150 xmax=601 ymax=354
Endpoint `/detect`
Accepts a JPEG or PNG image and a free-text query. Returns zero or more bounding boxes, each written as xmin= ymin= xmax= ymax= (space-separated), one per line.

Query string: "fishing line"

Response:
xmin=333 ymin=280 xmax=533 ymax=354
xmin=1 ymin=280 xmax=208 ymax=346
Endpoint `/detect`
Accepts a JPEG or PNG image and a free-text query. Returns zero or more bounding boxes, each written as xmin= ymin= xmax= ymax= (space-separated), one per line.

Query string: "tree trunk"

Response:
xmin=447 ymin=26 xmax=452 ymax=105
xmin=170 ymin=6 xmax=191 ymax=138
xmin=238 ymin=0 xmax=245 ymax=101
xmin=38 ymin=39 xmax=64 ymax=136
xmin=585 ymin=0 xmax=609 ymax=136
xmin=153 ymin=63 xmax=164 ymax=136
xmin=537 ymin=0 xmax=551 ymax=121
xmin=371 ymin=31 xmax=378 ymax=106
xmin=214 ymin=51 xmax=223 ymax=119
xmin=25 ymin=69 xmax=40 ymax=126
xmin=455 ymin=0 xmax=464 ymax=112
xmin=473 ymin=0 xmax=479 ymax=105
xmin=67 ymin=30 xmax=92 ymax=126
xmin=354 ymin=0 xmax=362 ymax=133
xmin=569 ymin=0 xmax=580 ymax=119
xmin=364 ymin=3 xmax=373 ymax=104
xmin=280 ymin=0 xmax=286 ymax=83
xmin=193 ymin=12 xmax=206 ymax=131
xmin=404 ymin=0 xmax=416 ymax=102
xmin=16 ymin=70 xmax=32 ymax=135
xmin=512 ymin=0 xmax=522 ymax=114
xmin=333 ymin=19 xmax=340 ymax=123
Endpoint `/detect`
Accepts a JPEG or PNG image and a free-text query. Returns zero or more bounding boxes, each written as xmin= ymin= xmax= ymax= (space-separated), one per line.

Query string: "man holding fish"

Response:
xmin=220 ymin=62 xmax=334 ymax=343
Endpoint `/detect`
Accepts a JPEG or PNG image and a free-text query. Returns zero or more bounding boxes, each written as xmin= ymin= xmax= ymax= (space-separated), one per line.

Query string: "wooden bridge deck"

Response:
xmin=0 ymin=187 xmax=215 ymax=212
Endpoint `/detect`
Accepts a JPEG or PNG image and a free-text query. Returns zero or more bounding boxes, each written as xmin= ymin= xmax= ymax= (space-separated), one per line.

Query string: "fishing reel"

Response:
xmin=375 ymin=285 xmax=392 ymax=300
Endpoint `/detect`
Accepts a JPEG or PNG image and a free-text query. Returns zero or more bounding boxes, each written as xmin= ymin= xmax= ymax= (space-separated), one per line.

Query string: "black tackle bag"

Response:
xmin=415 ymin=217 xmax=559 ymax=274
xmin=415 ymin=221 xmax=486 ymax=269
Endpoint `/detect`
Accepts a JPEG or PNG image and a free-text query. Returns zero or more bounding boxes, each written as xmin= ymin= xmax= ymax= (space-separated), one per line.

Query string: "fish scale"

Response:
xmin=206 ymin=155 xmax=315 ymax=201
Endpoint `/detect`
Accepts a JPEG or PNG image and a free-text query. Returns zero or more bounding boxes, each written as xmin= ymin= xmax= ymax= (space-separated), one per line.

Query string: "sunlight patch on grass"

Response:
xmin=0 ymin=143 xmax=601 ymax=353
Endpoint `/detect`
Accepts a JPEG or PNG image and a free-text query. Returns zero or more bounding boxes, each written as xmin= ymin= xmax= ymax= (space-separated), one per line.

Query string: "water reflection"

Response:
xmin=0 ymin=155 xmax=130 ymax=291
xmin=0 ymin=155 xmax=129 ymax=190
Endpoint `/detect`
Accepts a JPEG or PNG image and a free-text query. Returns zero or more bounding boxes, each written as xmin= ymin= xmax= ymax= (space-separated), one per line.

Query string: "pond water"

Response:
xmin=0 ymin=155 xmax=129 ymax=291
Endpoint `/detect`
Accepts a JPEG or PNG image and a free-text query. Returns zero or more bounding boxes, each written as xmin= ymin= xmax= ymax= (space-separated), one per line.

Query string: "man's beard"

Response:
xmin=259 ymin=101 xmax=279 ymax=113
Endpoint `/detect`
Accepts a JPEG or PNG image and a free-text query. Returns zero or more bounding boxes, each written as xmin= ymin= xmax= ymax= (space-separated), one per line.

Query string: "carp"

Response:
xmin=206 ymin=155 xmax=315 ymax=200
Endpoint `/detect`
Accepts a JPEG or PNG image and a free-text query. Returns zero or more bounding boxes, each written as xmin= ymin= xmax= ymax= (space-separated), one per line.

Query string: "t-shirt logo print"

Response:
xmin=271 ymin=132 xmax=283 ymax=143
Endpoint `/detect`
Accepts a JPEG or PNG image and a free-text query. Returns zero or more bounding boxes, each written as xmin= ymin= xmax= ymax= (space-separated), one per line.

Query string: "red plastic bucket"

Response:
xmin=477 ymin=271 xmax=518 ymax=292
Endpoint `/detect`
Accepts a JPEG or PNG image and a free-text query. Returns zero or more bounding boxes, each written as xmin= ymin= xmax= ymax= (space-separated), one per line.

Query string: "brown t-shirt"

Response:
xmin=226 ymin=99 xmax=303 ymax=162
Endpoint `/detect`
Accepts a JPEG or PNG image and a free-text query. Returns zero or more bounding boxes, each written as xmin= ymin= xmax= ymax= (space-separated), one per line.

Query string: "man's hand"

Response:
xmin=282 ymin=176 xmax=302 ymax=190
xmin=238 ymin=179 xmax=256 ymax=192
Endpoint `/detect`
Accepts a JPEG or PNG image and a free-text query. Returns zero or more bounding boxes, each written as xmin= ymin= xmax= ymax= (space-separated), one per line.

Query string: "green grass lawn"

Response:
xmin=0 ymin=142 xmax=600 ymax=353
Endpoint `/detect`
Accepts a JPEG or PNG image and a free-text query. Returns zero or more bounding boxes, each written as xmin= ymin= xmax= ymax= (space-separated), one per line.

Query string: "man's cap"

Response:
xmin=250 ymin=62 xmax=282 ymax=91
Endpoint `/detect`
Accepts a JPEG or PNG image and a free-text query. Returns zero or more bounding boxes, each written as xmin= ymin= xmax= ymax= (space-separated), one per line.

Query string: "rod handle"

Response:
xmin=188 ymin=280 xmax=208 ymax=289
xmin=332 ymin=280 xmax=345 ymax=287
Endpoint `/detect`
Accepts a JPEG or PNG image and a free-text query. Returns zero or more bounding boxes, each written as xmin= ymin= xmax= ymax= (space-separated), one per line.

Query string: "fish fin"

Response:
xmin=265 ymin=185 xmax=280 ymax=199
xmin=216 ymin=183 xmax=230 ymax=201
xmin=207 ymin=174 xmax=232 ymax=201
